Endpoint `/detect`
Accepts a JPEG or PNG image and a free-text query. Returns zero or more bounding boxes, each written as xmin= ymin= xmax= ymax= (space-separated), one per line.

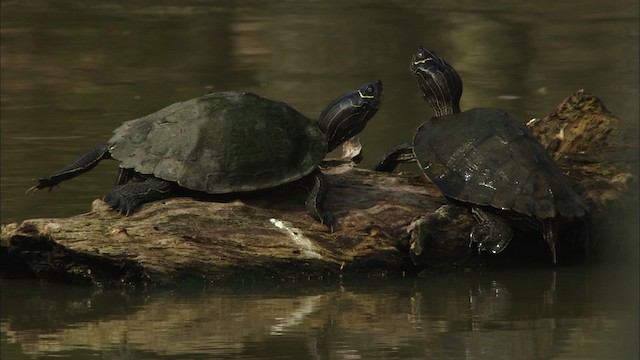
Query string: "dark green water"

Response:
xmin=1 ymin=0 xmax=638 ymax=358
xmin=2 ymin=267 xmax=638 ymax=360
xmin=1 ymin=0 xmax=638 ymax=223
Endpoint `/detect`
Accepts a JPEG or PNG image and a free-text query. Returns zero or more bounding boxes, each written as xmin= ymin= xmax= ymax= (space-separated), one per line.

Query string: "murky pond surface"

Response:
xmin=2 ymin=267 xmax=638 ymax=360
xmin=2 ymin=0 xmax=638 ymax=223
xmin=1 ymin=0 xmax=638 ymax=358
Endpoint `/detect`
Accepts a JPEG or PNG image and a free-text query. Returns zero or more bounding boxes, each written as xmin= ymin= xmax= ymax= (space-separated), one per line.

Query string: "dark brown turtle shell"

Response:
xmin=413 ymin=107 xmax=587 ymax=220
xmin=108 ymin=91 xmax=327 ymax=193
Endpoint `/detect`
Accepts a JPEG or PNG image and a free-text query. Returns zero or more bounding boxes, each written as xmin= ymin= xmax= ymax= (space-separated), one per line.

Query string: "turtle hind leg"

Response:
xmin=373 ymin=142 xmax=415 ymax=172
xmin=104 ymin=177 xmax=174 ymax=215
xmin=26 ymin=142 xmax=112 ymax=193
xmin=303 ymin=170 xmax=335 ymax=230
xmin=469 ymin=208 xmax=514 ymax=255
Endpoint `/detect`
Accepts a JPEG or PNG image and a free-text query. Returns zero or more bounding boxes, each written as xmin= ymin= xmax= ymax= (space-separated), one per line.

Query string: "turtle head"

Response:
xmin=411 ymin=46 xmax=462 ymax=117
xmin=318 ymin=80 xmax=383 ymax=152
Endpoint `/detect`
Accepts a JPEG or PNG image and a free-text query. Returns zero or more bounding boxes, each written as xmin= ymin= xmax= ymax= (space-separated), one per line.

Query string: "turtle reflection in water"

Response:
xmin=28 ymin=81 xmax=383 ymax=228
xmin=375 ymin=47 xmax=587 ymax=263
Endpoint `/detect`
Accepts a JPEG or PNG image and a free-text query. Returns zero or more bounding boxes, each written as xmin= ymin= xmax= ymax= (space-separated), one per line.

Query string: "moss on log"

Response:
xmin=1 ymin=91 xmax=636 ymax=287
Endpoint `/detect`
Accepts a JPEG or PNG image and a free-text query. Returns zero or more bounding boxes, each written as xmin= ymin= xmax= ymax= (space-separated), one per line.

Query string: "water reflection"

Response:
xmin=1 ymin=267 xmax=637 ymax=359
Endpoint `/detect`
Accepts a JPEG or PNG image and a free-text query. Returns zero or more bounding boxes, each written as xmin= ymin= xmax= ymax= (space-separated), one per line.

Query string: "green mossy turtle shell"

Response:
xmin=108 ymin=92 xmax=327 ymax=193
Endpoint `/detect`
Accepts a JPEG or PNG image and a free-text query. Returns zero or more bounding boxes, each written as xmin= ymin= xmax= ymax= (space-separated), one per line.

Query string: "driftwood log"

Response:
xmin=1 ymin=91 xmax=637 ymax=287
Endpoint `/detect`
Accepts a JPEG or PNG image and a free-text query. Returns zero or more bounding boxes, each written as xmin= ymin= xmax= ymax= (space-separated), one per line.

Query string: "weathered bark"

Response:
xmin=1 ymin=91 xmax=636 ymax=287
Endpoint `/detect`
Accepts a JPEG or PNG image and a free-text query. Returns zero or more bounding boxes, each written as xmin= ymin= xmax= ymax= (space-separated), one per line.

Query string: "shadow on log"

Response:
xmin=2 ymin=91 xmax=637 ymax=287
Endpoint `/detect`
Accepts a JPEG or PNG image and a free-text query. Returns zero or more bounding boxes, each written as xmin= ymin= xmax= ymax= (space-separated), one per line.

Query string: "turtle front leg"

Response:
xmin=373 ymin=142 xmax=415 ymax=172
xmin=104 ymin=176 xmax=174 ymax=215
xmin=469 ymin=207 xmax=513 ymax=255
xmin=303 ymin=170 xmax=335 ymax=230
xmin=26 ymin=143 xmax=112 ymax=193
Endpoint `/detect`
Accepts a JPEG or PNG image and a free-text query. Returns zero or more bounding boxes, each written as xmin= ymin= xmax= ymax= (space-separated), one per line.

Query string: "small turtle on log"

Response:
xmin=28 ymin=81 xmax=383 ymax=227
xmin=375 ymin=47 xmax=587 ymax=263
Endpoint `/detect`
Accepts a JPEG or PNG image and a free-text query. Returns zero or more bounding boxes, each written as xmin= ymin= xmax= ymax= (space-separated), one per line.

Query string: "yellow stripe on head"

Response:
xmin=358 ymin=90 xmax=376 ymax=99
xmin=412 ymin=57 xmax=433 ymax=66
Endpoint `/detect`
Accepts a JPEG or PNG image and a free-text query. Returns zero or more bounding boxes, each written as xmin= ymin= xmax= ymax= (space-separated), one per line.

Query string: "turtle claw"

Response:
xmin=103 ymin=178 xmax=172 ymax=216
xmin=103 ymin=187 xmax=138 ymax=216
xmin=26 ymin=177 xmax=58 ymax=194
xmin=107 ymin=200 xmax=135 ymax=216
xmin=105 ymin=199 xmax=135 ymax=216
xmin=469 ymin=208 xmax=513 ymax=255
xmin=321 ymin=212 xmax=336 ymax=233
xmin=468 ymin=231 xmax=484 ymax=255
xmin=114 ymin=204 xmax=132 ymax=217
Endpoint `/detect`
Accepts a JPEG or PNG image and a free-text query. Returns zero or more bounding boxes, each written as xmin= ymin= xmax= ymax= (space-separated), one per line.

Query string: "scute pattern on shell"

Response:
xmin=413 ymin=108 xmax=587 ymax=219
xmin=108 ymin=92 xmax=327 ymax=193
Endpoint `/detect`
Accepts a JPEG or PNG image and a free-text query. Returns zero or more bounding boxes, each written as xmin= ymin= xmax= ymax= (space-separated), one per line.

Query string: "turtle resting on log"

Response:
xmin=1 ymin=88 xmax=634 ymax=286
xmin=374 ymin=47 xmax=589 ymax=263
xmin=27 ymin=81 xmax=383 ymax=227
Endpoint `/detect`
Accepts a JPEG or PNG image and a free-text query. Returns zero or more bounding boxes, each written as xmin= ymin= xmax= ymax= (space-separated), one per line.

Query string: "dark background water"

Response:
xmin=1 ymin=0 xmax=638 ymax=359
xmin=1 ymin=267 xmax=638 ymax=360
xmin=1 ymin=0 xmax=638 ymax=223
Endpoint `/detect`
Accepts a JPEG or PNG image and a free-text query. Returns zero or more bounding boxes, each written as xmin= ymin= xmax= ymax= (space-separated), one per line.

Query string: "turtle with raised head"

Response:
xmin=375 ymin=47 xmax=587 ymax=263
xmin=28 ymin=80 xmax=383 ymax=227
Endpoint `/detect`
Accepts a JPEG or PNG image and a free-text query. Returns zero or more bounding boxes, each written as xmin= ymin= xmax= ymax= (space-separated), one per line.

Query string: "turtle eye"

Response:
xmin=367 ymin=86 xmax=373 ymax=94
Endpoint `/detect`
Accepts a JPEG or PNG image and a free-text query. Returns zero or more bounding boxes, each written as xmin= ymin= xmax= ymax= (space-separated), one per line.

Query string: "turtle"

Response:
xmin=374 ymin=46 xmax=588 ymax=263
xmin=28 ymin=80 xmax=383 ymax=227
